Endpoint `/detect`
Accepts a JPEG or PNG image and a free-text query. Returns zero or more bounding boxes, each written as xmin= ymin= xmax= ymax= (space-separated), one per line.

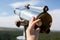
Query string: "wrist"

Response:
xmin=27 ymin=37 xmax=37 ymax=40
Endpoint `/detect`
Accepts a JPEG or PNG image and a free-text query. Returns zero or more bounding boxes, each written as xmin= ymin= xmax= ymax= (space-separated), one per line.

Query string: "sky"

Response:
xmin=0 ymin=0 xmax=60 ymax=31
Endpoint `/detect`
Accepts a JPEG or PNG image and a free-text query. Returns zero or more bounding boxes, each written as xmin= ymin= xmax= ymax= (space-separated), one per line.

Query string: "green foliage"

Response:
xmin=38 ymin=31 xmax=60 ymax=40
xmin=0 ymin=29 xmax=60 ymax=40
xmin=0 ymin=29 xmax=23 ymax=40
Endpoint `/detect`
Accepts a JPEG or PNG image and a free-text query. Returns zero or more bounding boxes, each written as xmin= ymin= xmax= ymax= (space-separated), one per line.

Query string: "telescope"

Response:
xmin=14 ymin=5 xmax=52 ymax=34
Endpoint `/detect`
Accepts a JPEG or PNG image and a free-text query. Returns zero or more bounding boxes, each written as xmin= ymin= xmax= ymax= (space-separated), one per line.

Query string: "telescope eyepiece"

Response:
xmin=43 ymin=6 xmax=49 ymax=12
xmin=25 ymin=4 xmax=30 ymax=9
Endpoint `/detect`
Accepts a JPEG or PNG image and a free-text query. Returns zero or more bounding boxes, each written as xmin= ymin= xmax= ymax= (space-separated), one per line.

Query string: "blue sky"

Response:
xmin=0 ymin=0 xmax=60 ymax=16
xmin=0 ymin=0 xmax=60 ymax=31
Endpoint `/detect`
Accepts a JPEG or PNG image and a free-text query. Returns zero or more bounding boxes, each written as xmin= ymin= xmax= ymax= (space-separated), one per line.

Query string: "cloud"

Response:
xmin=0 ymin=8 xmax=60 ymax=31
xmin=9 ymin=0 xmax=42 ymax=8
xmin=10 ymin=2 xmax=26 ymax=8
xmin=0 ymin=15 xmax=21 ymax=28
xmin=48 ymin=9 xmax=60 ymax=31
xmin=0 ymin=12 xmax=9 ymax=16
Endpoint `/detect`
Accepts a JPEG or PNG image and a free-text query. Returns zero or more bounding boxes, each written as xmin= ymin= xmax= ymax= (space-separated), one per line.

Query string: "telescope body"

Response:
xmin=15 ymin=6 xmax=52 ymax=34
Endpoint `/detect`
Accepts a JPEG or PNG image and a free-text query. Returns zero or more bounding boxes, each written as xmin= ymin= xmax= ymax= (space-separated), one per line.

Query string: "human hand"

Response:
xmin=26 ymin=17 xmax=41 ymax=40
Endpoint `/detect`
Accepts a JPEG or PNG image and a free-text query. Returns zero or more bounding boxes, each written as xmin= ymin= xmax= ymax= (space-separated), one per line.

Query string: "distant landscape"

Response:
xmin=0 ymin=27 xmax=23 ymax=40
xmin=0 ymin=27 xmax=60 ymax=40
xmin=38 ymin=31 xmax=60 ymax=40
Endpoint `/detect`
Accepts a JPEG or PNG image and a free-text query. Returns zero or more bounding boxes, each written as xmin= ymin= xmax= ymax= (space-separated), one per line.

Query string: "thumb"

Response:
xmin=36 ymin=28 xmax=40 ymax=33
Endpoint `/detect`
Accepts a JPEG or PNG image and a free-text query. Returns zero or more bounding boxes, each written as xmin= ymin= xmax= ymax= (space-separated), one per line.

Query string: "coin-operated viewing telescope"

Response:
xmin=14 ymin=5 xmax=52 ymax=34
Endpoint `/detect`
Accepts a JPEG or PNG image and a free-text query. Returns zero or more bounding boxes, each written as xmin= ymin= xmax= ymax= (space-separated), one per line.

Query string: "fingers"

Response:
xmin=28 ymin=17 xmax=35 ymax=29
xmin=33 ymin=19 xmax=41 ymax=25
xmin=31 ymin=19 xmax=41 ymax=29
xmin=28 ymin=17 xmax=41 ymax=31
xmin=26 ymin=17 xmax=35 ymax=31
xmin=29 ymin=16 xmax=35 ymax=24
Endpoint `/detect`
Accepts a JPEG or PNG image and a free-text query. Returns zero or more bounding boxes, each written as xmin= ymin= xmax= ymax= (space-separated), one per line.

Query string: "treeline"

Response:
xmin=0 ymin=30 xmax=23 ymax=40
xmin=0 ymin=30 xmax=60 ymax=40
xmin=38 ymin=31 xmax=60 ymax=40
